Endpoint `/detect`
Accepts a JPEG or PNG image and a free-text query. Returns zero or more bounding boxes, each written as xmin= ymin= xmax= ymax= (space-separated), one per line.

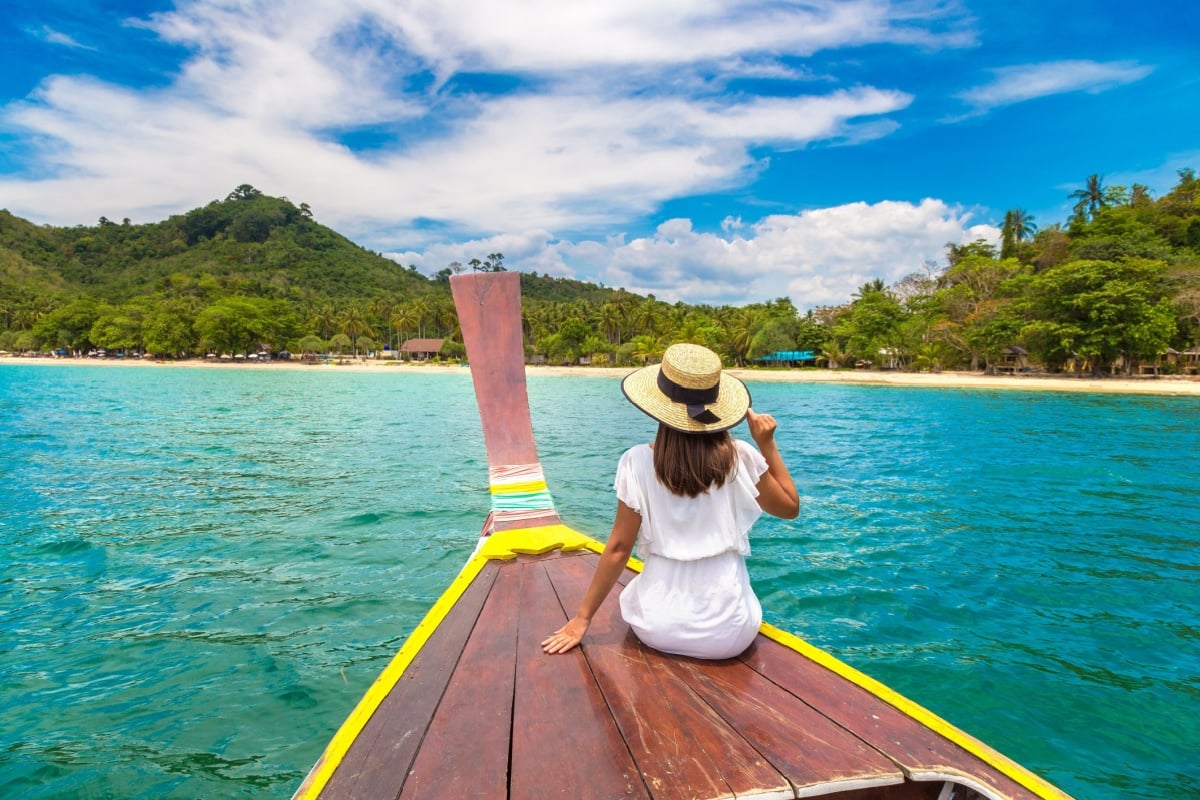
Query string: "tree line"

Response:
xmin=2 ymin=172 xmax=1198 ymax=374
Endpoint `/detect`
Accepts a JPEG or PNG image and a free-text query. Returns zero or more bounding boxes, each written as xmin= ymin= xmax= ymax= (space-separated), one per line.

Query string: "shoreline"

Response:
xmin=5 ymin=356 xmax=1200 ymax=396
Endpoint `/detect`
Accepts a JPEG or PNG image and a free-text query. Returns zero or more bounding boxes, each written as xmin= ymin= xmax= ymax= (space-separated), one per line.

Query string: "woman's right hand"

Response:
xmin=541 ymin=616 xmax=589 ymax=654
xmin=746 ymin=408 xmax=777 ymax=448
xmin=748 ymin=408 xmax=800 ymax=519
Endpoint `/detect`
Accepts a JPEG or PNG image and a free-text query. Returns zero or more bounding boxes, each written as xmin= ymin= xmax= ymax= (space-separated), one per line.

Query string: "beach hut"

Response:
xmin=991 ymin=346 xmax=1031 ymax=374
xmin=1136 ymin=348 xmax=1178 ymax=375
xmin=399 ymin=338 xmax=444 ymax=361
xmin=1181 ymin=346 xmax=1200 ymax=375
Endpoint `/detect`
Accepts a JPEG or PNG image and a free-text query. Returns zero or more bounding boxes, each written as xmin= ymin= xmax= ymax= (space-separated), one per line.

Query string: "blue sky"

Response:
xmin=2 ymin=0 xmax=1197 ymax=308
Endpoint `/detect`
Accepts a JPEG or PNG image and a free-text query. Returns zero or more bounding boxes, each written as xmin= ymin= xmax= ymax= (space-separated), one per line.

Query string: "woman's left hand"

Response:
xmin=542 ymin=616 xmax=589 ymax=654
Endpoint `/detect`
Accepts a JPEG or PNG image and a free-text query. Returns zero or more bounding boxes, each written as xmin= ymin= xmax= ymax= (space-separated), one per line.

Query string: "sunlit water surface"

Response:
xmin=1 ymin=364 xmax=1197 ymax=799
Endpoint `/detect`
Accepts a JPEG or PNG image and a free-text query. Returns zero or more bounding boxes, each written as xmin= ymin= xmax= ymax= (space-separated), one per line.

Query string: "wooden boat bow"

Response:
xmin=294 ymin=271 xmax=1075 ymax=800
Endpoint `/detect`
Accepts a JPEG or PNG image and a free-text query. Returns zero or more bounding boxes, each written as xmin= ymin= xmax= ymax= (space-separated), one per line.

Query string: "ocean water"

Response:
xmin=1 ymin=364 xmax=1197 ymax=800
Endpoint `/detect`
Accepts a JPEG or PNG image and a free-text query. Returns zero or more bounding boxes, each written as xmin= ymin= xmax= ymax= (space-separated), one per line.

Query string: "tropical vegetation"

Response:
xmin=2 ymin=171 xmax=1199 ymax=376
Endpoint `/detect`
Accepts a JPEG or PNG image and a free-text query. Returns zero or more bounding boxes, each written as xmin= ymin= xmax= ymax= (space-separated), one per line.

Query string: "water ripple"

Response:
xmin=1 ymin=367 xmax=1198 ymax=799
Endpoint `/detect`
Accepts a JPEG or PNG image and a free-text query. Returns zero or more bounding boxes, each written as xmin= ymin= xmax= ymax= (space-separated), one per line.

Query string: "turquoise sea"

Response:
xmin=1 ymin=363 xmax=1197 ymax=800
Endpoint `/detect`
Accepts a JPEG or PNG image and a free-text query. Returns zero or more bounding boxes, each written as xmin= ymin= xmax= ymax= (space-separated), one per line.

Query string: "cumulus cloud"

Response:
xmin=0 ymin=0 xmax=980 ymax=304
xmin=0 ymin=82 xmax=911 ymax=236
xmin=957 ymin=59 xmax=1153 ymax=110
xmin=339 ymin=0 xmax=973 ymax=73
xmin=391 ymin=199 xmax=1000 ymax=309
xmin=0 ymin=0 xmax=931 ymax=239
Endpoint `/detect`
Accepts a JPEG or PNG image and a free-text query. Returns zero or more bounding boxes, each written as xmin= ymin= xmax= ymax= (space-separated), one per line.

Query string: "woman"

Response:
xmin=542 ymin=342 xmax=798 ymax=659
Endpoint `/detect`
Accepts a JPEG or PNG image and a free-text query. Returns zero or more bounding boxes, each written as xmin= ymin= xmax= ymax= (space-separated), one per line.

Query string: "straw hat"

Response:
xmin=621 ymin=343 xmax=751 ymax=433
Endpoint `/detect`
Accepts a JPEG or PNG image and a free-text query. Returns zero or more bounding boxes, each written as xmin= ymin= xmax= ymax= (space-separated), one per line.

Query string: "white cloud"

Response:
xmin=0 ymin=80 xmax=912 ymax=237
xmin=391 ymin=199 xmax=1000 ymax=309
xmin=344 ymin=0 xmax=972 ymax=73
xmin=958 ymin=59 xmax=1153 ymax=110
xmin=0 ymin=0 xmax=977 ymax=305
xmin=29 ymin=26 xmax=96 ymax=50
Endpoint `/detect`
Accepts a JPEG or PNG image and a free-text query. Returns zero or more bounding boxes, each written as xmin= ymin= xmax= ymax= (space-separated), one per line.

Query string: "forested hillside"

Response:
xmin=0 ymin=185 xmax=434 ymax=302
xmin=2 ymin=172 xmax=1198 ymax=374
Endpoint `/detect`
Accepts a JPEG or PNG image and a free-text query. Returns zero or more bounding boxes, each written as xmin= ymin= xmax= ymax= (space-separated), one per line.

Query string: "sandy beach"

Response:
xmin=5 ymin=355 xmax=1200 ymax=396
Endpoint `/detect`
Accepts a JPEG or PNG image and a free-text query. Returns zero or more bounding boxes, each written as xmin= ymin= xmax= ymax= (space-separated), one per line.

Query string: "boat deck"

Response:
xmin=306 ymin=549 xmax=1047 ymax=800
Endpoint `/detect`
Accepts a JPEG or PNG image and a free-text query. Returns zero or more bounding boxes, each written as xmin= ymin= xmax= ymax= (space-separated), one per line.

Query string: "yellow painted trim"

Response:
xmin=758 ymin=622 xmax=1074 ymax=800
xmin=300 ymin=519 xmax=1065 ymax=800
xmin=292 ymin=553 xmax=491 ymax=800
xmin=489 ymin=479 xmax=548 ymax=495
xmin=477 ymin=523 xmax=594 ymax=559
xmin=296 ymin=522 xmax=618 ymax=798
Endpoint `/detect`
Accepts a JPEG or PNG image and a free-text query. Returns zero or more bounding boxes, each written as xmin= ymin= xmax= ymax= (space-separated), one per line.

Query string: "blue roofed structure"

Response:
xmin=753 ymin=350 xmax=817 ymax=365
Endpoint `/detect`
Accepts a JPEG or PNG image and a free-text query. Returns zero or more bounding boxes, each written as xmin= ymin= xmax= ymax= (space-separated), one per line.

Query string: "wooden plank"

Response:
xmin=450 ymin=272 xmax=541 ymax=470
xmin=661 ymin=652 xmax=905 ymax=797
xmin=739 ymin=638 xmax=1047 ymax=800
xmin=318 ymin=561 xmax=500 ymax=800
xmin=510 ymin=559 xmax=651 ymax=799
xmin=452 ymin=272 xmax=562 ymax=532
xmin=493 ymin=510 xmax=562 ymax=532
xmin=545 ymin=553 xmax=792 ymax=800
xmin=397 ymin=563 xmax=522 ymax=799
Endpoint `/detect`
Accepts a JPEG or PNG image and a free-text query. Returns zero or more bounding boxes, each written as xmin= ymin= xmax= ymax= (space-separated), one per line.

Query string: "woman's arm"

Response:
xmin=541 ymin=500 xmax=641 ymax=654
xmin=747 ymin=409 xmax=800 ymax=519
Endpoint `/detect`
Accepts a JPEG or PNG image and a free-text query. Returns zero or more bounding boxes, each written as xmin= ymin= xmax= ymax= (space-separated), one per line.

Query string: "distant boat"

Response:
xmin=294 ymin=272 xmax=1075 ymax=800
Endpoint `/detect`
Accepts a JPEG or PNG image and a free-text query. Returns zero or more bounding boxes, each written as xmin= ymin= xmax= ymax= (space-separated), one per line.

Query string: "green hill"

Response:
xmin=2 ymin=174 xmax=1197 ymax=374
xmin=1 ymin=185 xmax=434 ymax=304
xmin=0 ymin=184 xmax=632 ymax=358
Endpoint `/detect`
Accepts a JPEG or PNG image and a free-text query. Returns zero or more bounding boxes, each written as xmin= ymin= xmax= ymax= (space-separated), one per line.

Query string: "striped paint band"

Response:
xmin=490 ymin=479 xmax=548 ymax=496
xmin=489 ymin=463 xmax=547 ymax=484
xmin=488 ymin=463 xmax=556 ymax=524
xmin=490 ymin=490 xmax=554 ymax=511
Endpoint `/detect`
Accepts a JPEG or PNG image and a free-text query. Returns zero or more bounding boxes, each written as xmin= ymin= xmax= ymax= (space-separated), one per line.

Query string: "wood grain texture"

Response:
xmin=661 ymin=650 xmax=904 ymax=797
xmin=317 ymin=562 xmax=500 ymax=800
xmin=450 ymin=272 xmax=540 ymax=470
xmin=510 ymin=559 xmax=650 ymax=799
xmin=740 ymin=638 xmax=1045 ymax=800
xmin=545 ymin=553 xmax=791 ymax=800
xmin=397 ymin=564 xmax=522 ymax=799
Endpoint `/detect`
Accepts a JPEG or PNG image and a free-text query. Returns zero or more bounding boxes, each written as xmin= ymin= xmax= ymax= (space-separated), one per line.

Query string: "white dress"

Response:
xmin=614 ymin=440 xmax=768 ymax=659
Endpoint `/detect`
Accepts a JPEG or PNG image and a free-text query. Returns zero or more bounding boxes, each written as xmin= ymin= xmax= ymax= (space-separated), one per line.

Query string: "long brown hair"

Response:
xmin=653 ymin=424 xmax=737 ymax=498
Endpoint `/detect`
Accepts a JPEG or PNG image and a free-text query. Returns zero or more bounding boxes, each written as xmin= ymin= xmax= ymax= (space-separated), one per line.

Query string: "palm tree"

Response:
xmin=819 ymin=341 xmax=850 ymax=370
xmin=340 ymin=304 xmax=372 ymax=355
xmin=853 ymin=278 xmax=887 ymax=299
xmin=391 ymin=306 xmax=417 ymax=342
xmin=313 ymin=303 xmax=338 ymax=339
xmin=724 ymin=306 xmax=766 ymax=366
xmin=910 ymin=342 xmax=944 ymax=373
xmin=596 ymin=303 xmax=624 ymax=345
xmin=629 ymin=300 xmax=660 ymax=339
xmin=407 ymin=297 xmax=432 ymax=338
xmin=1069 ymin=174 xmax=1107 ymax=220
xmin=370 ymin=296 xmax=399 ymax=351
xmin=628 ymin=334 xmax=664 ymax=365
xmin=432 ymin=297 xmax=458 ymax=338
xmin=1000 ymin=208 xmax=1037 ymax=259
xmin=1009 ymin=208 xmax=1037 ymax=241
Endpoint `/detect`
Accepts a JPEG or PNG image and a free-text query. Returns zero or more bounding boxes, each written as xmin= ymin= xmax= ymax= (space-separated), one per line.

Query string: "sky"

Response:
xmin=1 ymin=0 xmax=1197 ymax=309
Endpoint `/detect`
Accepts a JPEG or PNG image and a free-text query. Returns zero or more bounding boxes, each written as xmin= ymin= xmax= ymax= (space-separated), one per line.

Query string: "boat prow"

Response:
xmin=294 ymin=272 xmax=1075 ymax=800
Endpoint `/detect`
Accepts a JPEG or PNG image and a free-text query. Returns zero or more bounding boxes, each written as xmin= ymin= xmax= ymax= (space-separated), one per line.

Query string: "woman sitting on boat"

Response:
xmin=542 ymin=343 xmax=799 ymax=660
